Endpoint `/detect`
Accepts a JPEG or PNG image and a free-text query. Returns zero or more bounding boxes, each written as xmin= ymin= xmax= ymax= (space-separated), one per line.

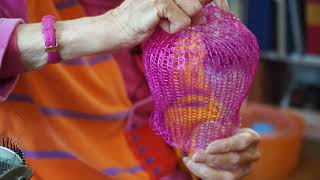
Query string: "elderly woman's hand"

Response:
xmin=110 ymin=0 xmax=228 ymax=48
xmin=183 ymin=128 xmax=260 ymax=180
xmin=16 ymin=0 xmax=228 ymax=70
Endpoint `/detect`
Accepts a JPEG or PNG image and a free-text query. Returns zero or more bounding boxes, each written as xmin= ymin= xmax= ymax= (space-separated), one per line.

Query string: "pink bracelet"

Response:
xmin=41 ymin=15 xmax=61 ymax=64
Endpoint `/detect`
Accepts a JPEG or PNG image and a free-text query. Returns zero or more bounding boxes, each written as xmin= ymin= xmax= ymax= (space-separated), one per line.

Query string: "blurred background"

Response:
xmin=229 ymin=0 xmax=320 ymax=179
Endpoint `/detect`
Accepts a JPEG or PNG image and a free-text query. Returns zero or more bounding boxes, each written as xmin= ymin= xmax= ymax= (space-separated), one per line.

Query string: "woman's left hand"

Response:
xmin=183 ymin=128 xmax=260 ymax=180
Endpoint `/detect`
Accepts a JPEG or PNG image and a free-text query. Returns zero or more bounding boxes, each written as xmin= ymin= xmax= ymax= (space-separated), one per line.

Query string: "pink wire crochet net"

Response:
xmin=143 ymin=5 xmax=260 ymax=152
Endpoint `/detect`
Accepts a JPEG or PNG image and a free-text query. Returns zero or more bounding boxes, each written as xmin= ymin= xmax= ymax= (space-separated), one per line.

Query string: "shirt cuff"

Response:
xmin=0 ymin=76 xmax=19 ymax=102
xmin=0 ymin=18 xmax=24 ymax=101
xmin=0 ymin=24 xmax=25 ymax=77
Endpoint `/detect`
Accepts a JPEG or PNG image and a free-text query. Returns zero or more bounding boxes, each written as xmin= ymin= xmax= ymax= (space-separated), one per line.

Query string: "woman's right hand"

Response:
xmin=16 ymin=0 xmax=228 ymax=70
xmin=109 ymin=0 xmax=229 ymax=48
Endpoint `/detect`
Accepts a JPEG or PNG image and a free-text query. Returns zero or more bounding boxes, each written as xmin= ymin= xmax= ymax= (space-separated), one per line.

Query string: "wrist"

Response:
xmin=56 ymin=13 xmax=125 ymax=59
xmin=93 ymin=11 xmax=126 ymax=52
xmin=17 ymin=23 xmax=48 ymax=71
xmin=16 ymin=13 xmax=130 ymax=71
xmin=106 ymin=8 xmax=141 ymax=49
xmin=100 ymin=9 xmax=133 ymax=50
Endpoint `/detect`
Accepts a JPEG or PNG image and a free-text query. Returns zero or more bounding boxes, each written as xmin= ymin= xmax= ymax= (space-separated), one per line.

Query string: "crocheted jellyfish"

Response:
xmin=143 ymin=5 xmax=259 ymax=152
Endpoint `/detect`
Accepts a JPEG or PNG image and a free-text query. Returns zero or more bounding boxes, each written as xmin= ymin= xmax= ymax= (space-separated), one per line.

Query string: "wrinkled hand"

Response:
xmin=109 ymin=0 xmax=228 ymax=48
xmin=183 ymin=128 xmax=260 ymax=180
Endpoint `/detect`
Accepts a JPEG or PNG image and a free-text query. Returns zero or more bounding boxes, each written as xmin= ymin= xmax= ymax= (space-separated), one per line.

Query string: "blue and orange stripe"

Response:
xmin=8 ymin=93 xmax=129 ymax=121
xmin=25 ymin=150 xmax=145 ymax=176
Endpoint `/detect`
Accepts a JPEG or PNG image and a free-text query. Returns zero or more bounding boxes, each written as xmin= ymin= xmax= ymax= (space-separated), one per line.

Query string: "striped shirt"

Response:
xmin=0 ymin=0 xmax=190 ymax=179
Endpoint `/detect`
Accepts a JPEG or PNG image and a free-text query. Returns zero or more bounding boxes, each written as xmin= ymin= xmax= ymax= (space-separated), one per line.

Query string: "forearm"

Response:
xmin=16 ymin=11 xmax=122 ymax=70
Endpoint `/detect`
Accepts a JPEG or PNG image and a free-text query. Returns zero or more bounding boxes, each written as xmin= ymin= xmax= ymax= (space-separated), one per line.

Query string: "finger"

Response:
xmin=174 ymin=0 xmax=202 ymax=17
xmin=183 ymin=157 xmax=234 ymax=180
xmin=238 ymin=144 xmax=261 ymax=164
xmin=213 ymin=0 xmax=229 ymax=11
xmin=156 ymin=0 xmax=191 ymax=33
xmin=191 ymin=12 xmax=205 ymax=25
xmin=200 ymin=0 xmax=213 ymax=6
xmin=238 ymin=128 xmax=259 ymax=134
xmin=207 ymin=128 xmax=260 ymax=154
xmin=174 ymin=0 xmax=203 ymax=25
xmin=233 ymin=165 xmax=252 ymax=179
xmin=192 ymin=150 xmax=207 ymax=163
xmin=200 ymin=145 xmax=261 ymax=170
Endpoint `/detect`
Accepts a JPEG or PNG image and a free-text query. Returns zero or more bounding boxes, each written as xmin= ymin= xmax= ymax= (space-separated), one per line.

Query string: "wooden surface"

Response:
xmin=248 ymin=60 xmax=290 ymax=104
xmin=289 ymin=139 xmax=320 ymax=180
xmin=240 ymin=58 xmax=320 ymax=179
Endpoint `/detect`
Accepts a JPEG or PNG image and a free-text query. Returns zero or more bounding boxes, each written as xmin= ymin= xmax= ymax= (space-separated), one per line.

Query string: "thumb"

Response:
xmin=192 ymin=0 xmax=229 ymax=25
xmin=213 ymin=0 xmax=229 ymax=11
xmin=183 ymin=157 xmax=234 ymax=180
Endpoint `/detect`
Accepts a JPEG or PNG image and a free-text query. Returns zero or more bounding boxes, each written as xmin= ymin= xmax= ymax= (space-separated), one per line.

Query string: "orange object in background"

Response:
xmin=241 ymin=104 xmax=304 ymax=180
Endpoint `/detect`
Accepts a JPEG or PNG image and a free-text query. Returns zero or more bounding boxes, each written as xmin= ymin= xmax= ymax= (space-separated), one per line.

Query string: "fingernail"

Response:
xmin=223 ymin=0 xmax=229 ymax=11
xmin=206 ymin=142 xmax=219 ymax=153
xmin=192 ymin=12 xmax=206 ymax=26
xmin=183 ymin=157 xmax=188 ymax=163
xmin=171 ymin=24 xmax=184 ymax=34
xmin=224 ymin=172 xmax=234 ymax=180
xmin=192 ymin=152 xmax=207 ymax=162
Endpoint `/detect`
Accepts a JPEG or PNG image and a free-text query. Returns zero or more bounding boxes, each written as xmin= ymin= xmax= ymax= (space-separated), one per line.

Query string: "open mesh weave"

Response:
xmin=143 ymin=5 xmax=260 ymax=152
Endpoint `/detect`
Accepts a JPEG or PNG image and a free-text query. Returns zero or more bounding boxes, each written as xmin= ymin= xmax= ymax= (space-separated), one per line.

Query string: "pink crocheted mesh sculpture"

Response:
xmin=143 ymin=5 xmax=260 ymax=152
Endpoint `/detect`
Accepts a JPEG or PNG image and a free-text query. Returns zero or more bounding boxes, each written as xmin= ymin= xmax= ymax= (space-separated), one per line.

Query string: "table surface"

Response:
xmin=289 ymin=139 xmax=320 ymax=180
